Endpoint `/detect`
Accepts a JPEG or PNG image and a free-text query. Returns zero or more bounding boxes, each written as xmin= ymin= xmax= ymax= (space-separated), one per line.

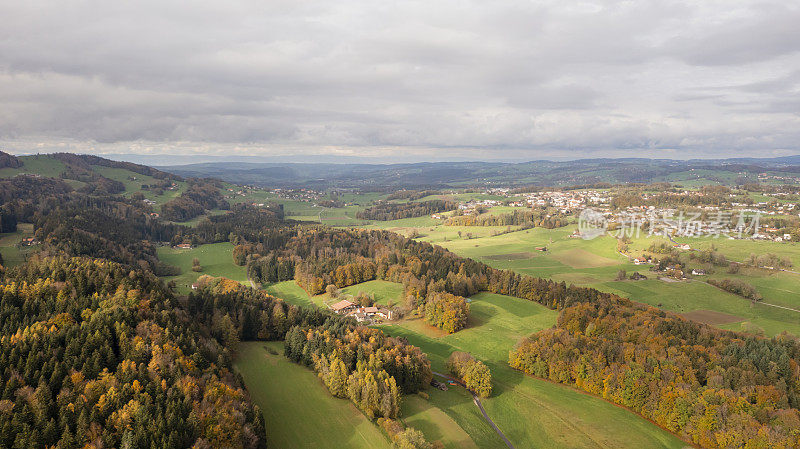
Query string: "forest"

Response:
xmin=0 ymin=257 xmax=266 ymax=449
xmin=356 ymin=200 xmax=457 ymax=221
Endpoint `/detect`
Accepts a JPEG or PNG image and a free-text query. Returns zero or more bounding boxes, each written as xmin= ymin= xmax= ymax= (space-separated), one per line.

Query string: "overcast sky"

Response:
xmin=1 ymin=0 xmax=799 ymax=162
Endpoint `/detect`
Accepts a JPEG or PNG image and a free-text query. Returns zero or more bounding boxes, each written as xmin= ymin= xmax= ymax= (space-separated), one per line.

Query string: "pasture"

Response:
xmin=339 ymin=280 xmax=405 ymax=306
xmin=157 ymin=242 xmax=247 ymax=292
xmin=369 ymin=221 xmax=800 ymax=337
xmin=377 ymin=292 xmax=688 ymax=449
xmin=0 ymin=223 xmax=36 ymax=268
xmin=235 ymin=342 xmax=392 ymax=449
xmin=265 ymin=280 xmax=313 ymax=307
xmin=401 ymin=395 xmax=478 ymax=449
xmin=0 ymin=155 xmax=69 ymax=179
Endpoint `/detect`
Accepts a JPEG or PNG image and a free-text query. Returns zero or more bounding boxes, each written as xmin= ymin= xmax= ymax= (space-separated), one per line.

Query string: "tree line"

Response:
xmin=356 ymin=200 xmax=457 ymax=221
xmin=444 ymin=209 xmax=567 ymax=228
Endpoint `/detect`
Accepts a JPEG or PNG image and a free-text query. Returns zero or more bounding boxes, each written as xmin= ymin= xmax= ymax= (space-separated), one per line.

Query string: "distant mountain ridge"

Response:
xmin=156 ymin=155 xmax=800 ymax=188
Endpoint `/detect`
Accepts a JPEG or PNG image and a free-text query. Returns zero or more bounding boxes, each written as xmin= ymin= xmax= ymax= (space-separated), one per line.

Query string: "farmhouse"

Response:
xmin=633 ymin=257 xmax=649 ymax=265
xmin=348 ymin=306 xmax=393 ymax=322
xmin=176 ymin=243 xmax=193 ymax=249
xmin=329 ymin=299 xmax=356 ymax=314
xmin=20 ymin=237 xmax=39 ymax=246
xmin=691 ymin=269 xmax=706 ymax=276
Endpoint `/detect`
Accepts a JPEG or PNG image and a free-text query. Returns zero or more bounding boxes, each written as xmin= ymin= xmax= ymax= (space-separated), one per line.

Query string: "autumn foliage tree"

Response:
xmin=447 ymin=352 xmax=492 ymax=398
xmin=424 ymin=292 xmax=469 ymax=333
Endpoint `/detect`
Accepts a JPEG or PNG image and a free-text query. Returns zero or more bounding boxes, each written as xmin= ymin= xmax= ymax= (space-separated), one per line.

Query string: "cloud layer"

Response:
xmin=1 ymin=0 xmax=799 ymax=160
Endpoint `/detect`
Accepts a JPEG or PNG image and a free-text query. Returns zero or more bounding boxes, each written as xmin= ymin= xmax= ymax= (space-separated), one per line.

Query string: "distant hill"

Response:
xmin=157 ymin=155 xmax=800 ymax=189
xmin=0 ymin=153 xmax=191 ymax=208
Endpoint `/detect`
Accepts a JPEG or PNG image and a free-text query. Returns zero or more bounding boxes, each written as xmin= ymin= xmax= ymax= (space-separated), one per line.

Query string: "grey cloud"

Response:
xmin=0 ymin=0 xmax=799 ymax=159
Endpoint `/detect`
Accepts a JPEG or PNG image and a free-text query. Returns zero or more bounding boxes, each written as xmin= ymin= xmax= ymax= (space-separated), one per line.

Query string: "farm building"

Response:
xmin=348 ymin=306 xmax=393 ymax=322
xmin=329 ymin=300 xmax=356 ymax=314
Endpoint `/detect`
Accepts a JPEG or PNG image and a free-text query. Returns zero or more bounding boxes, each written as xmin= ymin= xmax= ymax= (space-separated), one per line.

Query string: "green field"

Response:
xmin=157 ymin=242 xmax=247 ymax=292
xmin=339 ymin=280 xmax=405 ymax=306
xmin=265 ymin=280 xmax=313 ymax=307
xmin=401 ymin=394 xmax=478 ymax=449
xmin=0 ymin=224 xmax=36 ymax=268
xmin=365 ymin=221 xmax=800 ymax=338
xmin=0 ymin=155 xmax=69 ymax=179
xmin=377 ymin=293 xmax=688 ymax=449
xmin=235 ymin=342 xmax=392 ymax=449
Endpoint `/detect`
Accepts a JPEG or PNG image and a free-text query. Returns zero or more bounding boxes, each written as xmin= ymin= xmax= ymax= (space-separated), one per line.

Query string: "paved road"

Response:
xmin=432 ymin=371 xmax=515 ymax=449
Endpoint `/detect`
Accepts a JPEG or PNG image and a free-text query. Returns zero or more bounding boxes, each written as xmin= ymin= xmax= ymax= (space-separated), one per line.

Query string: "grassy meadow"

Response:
xmin=0 ymin=155 xmax=70 ymax=179
xmin=0 ymin=223 xmax=36 ymax=268
xmin=235 ymin=342 xmax=392 ymax=449
xmin=376 ymin=292 xmax=687 ymax=449
xmin=265 ymin=280 xmax=314 ymax=307
xmin=157 ymin=242 xmax=247 ymax=292
xmin=355 ymin=220 xmax=800 ymax=337
xmin=339 ymin=280 xmax=405 ymax=306
xmin=264 ymin=279 xmax=407 ymax=309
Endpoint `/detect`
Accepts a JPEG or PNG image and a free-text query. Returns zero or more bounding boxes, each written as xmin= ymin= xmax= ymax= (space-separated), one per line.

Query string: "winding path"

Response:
xmin=431 ymin=371 xmax=515 ymax=449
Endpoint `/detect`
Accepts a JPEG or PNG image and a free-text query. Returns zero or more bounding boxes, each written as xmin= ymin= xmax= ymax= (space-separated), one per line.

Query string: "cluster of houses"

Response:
xmin=757 ymin=173 xmax=800 ymax=184
xmin=329 ymin=299 xmax=394 ymax=323
xmin=457 ymin=199 xmax=502 ymax=212
xmin=515 ymin=190 xmax=610 ymax=214
xmin=20 ymin=237 xmax=39 ymax=246
xmin=754 ymin=229 xmax=793 ymax=242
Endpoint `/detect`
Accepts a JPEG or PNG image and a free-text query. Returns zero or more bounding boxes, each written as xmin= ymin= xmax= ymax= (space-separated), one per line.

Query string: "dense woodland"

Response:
xmin=0 ymin=257 xmax=266 ymax=449
xmin=285 ymin=324 xmax=432 ymax=418
xmin=356 ymin=200 xmax=457 ymax=221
